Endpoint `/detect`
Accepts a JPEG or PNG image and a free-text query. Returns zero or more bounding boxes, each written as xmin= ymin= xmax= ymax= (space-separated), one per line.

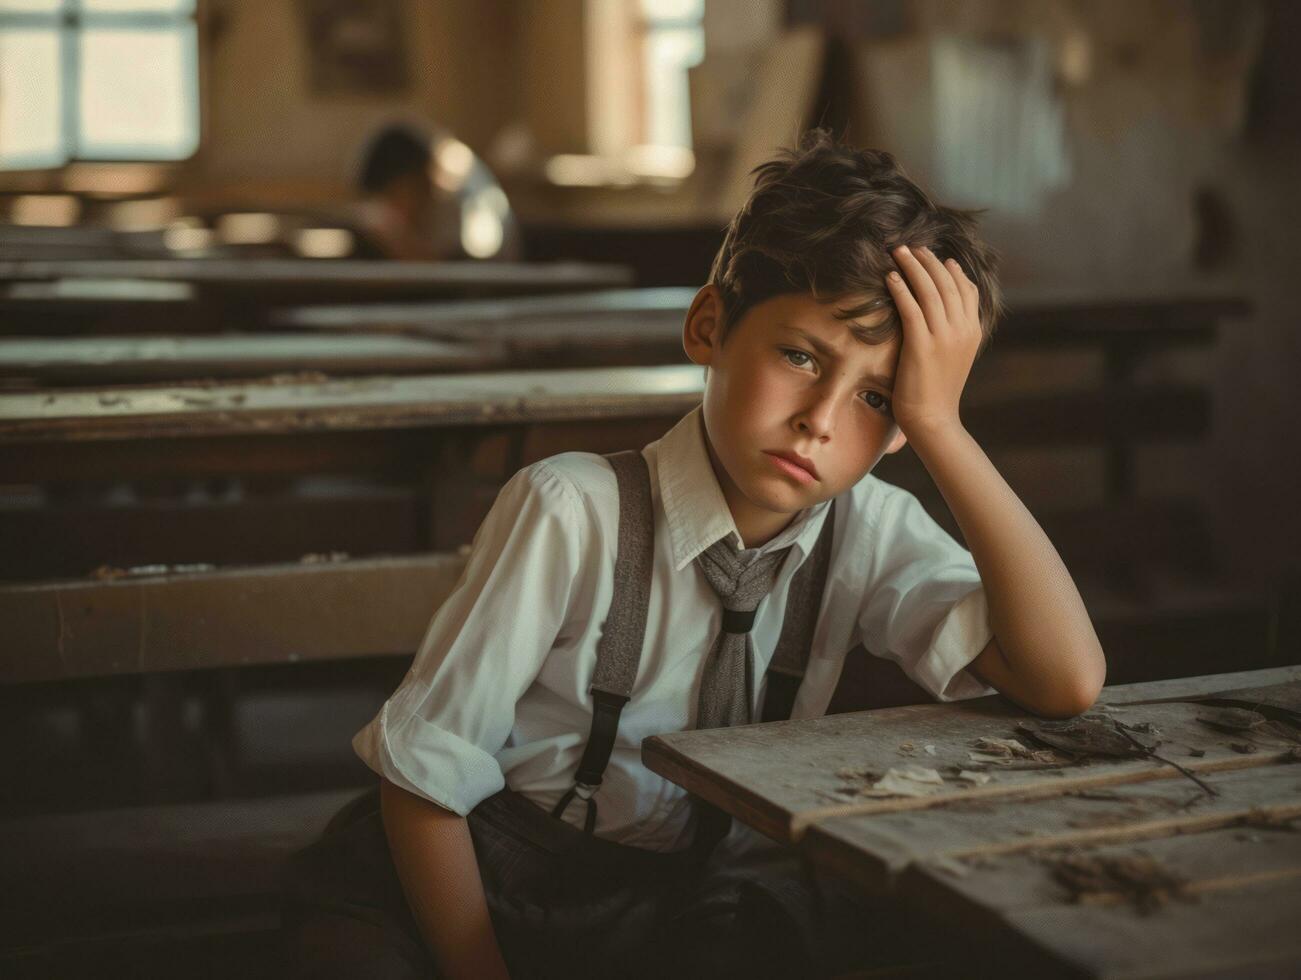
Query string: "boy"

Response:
xmin=354 ymin=124 xmax=446 ymax=261
xmin=284 ymin=130 xmax=1106 ymax=979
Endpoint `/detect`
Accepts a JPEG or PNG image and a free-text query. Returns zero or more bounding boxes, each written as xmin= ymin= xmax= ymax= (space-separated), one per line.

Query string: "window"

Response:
xmin=637 ymin=0 xmax=704 ymax=151
xmin=0 ymin=0 xmax=199 ymax=170
xmin=573 ymin=0 xmax=702 ymax=184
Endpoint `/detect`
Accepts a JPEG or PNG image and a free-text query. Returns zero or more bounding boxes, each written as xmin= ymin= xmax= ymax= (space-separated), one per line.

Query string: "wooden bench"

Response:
xmin=1 ymin=553 xmax=466 ymax=685
xmin=0 ymin=788 xmax=362 ymax=979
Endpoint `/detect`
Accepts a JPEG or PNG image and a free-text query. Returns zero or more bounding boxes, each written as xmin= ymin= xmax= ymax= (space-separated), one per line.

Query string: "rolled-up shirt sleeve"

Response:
xmin=856 ymin=484 xmax=996 ymax=702
xmin=352 ymin=460 xmax=584 ymax=815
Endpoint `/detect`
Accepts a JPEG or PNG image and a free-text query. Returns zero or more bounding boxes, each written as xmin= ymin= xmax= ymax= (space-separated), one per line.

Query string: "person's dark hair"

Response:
xmin=709 ymin=129 xmax=1005 ymax=352
xmin=358 ymin=125 xmax=432 ymax=194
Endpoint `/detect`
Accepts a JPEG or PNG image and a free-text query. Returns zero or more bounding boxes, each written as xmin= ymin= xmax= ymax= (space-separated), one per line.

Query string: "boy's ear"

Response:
xmin=682 ymin=285 xmax=724 ymax=367
xmin=883 ymin=426 xmax=908 ymax=455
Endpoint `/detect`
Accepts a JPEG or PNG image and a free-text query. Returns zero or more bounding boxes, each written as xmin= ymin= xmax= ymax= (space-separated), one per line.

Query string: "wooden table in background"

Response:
xmin=0 ymin=333 xmax=503 ymax=386
xmin=0 ymin=257 xmax=633 ymax=306
xmin=644 ymin=666 xmax=1301 ymax=978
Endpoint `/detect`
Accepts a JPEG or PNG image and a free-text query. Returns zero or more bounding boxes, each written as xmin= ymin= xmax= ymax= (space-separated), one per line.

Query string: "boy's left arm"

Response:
xmin=886 ymin=245 xmax=1107 ymax=718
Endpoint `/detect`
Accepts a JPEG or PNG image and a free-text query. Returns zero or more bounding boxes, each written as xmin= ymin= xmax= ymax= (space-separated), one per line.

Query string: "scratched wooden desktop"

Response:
xmin=643 ymin=665 xmax=1301 ymax=978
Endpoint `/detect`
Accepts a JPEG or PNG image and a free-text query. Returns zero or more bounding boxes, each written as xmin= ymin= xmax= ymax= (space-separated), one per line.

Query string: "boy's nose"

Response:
xmin=794 ymin=391 xmax=837 ymax=440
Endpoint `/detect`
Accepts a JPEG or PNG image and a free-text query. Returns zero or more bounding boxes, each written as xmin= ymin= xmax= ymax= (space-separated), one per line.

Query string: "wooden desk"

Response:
xmin=0 ymin=224 xmax=167 ymax=262
xmin=0 ymin=363 xmax=702 ymax=449
xmin=0 ymin=365 xmax=703 ymax=570
xmin=276 ymin=283 xmax=1245 ymax=343
xmin=0 ymin=257 xmax=634 ymax=305
xmin=275 ymin=287 xmax=694 ymax=365
xmin=0 ymin=279 xmax=207 ymax=335
xmin=644 ymin=666 xmax=1301 ymax=978
xmin=0 ymin=333 xmax=496 ymax=386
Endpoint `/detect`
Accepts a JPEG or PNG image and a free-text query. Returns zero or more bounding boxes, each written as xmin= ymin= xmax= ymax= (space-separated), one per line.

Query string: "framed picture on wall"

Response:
xmin=297 ymin=0 xmax=410 ymax=96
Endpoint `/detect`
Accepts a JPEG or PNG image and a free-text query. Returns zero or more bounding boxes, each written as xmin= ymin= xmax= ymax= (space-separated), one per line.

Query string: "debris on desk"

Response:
xmin=897 ymin=741 xmax=916 ymax=755
xmin=923 ymin=744 xmax=938 ymax=756
xmin=1017 ymin=717 xmax=1149 ymax=759
xmin=973 ymin=735 xmax=1034 ymax=758
xmin=1124 ymin=720 xmax=1162 ymax=737
xmin=1242 ymin=808 xmax=1301 ymax=831
xmin=1045 ymin=852 xmax=1189 ymax=913
xmin=1196 ymin=706 xmax=1268 ymax=733
xmin=967 ymin=735 xmax=1060 ymax=769
xmin=92 ymin=562 xmax=217 ymax=580
xmin=1196 ymin=706 xmax=1301 ymax=749
xmin=957 ymin=770 xmax=992 ymax=785
xmin=868 ymin=766 xmax=946 ymax=797
xmin=839 ymin=765 xmax=948 ymax=798
xmin=1019 ymin=716 xmax=1220 ymax=798
xmin=299 ymin=551 xmax=350 ymax=564
xmin=267 ymin=371 xmax=331 ymax=386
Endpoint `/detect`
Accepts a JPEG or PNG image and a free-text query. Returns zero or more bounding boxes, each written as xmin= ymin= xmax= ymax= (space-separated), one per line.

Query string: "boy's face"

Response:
xmin=683 ymin=286 xmax=907 ymax=547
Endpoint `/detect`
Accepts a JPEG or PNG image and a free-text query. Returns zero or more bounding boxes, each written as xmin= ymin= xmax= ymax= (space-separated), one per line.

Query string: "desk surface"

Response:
xmin=644 ymin=666 xmax=1301 ymax=979
xmin=276 ymin=282 xmax=1248 ymax=348
xmin=0 ymin=258 xmax=633 ymax=298
xmin=0 ymin=364 xmax=705 ymax=443
xmin=0 ymin=333 xmax=496 ymax=384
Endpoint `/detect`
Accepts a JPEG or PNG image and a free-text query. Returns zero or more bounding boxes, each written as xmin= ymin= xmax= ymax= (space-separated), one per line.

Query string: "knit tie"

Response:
xmin=693 ymin=538 xmax=792 ymax=730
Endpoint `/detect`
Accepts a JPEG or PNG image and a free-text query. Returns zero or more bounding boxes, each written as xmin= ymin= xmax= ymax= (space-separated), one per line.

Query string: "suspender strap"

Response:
xmin=760 ymin=499 xmax=837 ymax=723
xmin=554 ymin=447 xmax=838 ymax=835
xmin=552 ymin=450 xmax=654 ymax=834
xmin=587 ymin=451 xmax=655 ymax=698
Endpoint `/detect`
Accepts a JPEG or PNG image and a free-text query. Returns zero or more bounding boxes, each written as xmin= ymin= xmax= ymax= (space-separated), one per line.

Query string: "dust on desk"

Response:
xmin=1044 ymin=851 xmax=1190 ymax=913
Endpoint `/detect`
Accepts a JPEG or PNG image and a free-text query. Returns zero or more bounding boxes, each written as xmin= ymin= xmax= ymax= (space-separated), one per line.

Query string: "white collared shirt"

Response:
xmin=353 ymin=407 xmax=994 ymax=851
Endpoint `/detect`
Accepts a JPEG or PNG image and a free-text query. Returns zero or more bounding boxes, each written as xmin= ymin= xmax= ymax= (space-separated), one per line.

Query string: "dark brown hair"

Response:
xmin=709 ymin=129 xmax=1005 ymax=352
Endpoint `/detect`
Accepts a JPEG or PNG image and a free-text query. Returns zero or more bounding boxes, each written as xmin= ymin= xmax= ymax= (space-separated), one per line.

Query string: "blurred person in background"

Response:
xmin=354 ymin=123 xmax=520 ymax=262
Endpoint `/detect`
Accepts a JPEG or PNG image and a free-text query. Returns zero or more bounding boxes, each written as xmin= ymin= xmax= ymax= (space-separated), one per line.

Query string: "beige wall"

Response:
xmin=186 ymin=0 xmax=520 ymax=192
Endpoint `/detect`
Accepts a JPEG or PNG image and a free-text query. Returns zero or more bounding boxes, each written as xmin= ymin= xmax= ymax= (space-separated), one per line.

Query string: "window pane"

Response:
xmin=639 ymin=0 xmax=702 ymax=22
xmin=80 ymin=0 xmax=195 ymax=12
xmin=0 ymin=29 xmax=65 ymax=168
xmin=77 ymin=25 xmax=197 ymax=158
xmin=644 ymin=26 xmax=704 ymax=148
xmin=0 ymin=1 xmax=63 ymax=12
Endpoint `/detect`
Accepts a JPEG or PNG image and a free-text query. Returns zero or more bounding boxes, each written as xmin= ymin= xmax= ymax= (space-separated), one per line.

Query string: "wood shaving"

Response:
xmin=972 ymin=736 xmax=1034 ymax=758
xmin=860 ymin=765 xmax=947 ymax=798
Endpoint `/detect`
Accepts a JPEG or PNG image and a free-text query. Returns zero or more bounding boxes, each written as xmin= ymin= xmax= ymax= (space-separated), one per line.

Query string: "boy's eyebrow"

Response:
xmin=781 ymin=325 xmax=895 ymax=390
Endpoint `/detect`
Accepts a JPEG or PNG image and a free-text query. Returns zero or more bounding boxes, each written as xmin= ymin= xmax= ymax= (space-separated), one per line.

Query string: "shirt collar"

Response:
xmin=653 ymin=406 xmax=830 ymax=572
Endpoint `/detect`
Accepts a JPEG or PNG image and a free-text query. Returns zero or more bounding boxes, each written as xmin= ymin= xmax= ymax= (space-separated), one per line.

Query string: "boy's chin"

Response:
xmin=743 ymin=477 xmax=824 ymax=515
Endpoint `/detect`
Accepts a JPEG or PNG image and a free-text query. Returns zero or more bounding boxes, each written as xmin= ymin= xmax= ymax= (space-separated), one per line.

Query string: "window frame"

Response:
xmin=0 ymin=0 xmax=201 ymax=171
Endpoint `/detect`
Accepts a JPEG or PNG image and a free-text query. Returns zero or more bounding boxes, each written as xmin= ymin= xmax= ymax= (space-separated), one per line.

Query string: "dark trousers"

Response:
xmin=280 ymin=783 xmax=875 ymax=979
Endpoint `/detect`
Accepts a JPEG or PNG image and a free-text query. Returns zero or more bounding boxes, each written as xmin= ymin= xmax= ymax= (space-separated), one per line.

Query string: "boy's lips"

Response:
xmin=762 ymin=449 xmax=819 ymax=482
